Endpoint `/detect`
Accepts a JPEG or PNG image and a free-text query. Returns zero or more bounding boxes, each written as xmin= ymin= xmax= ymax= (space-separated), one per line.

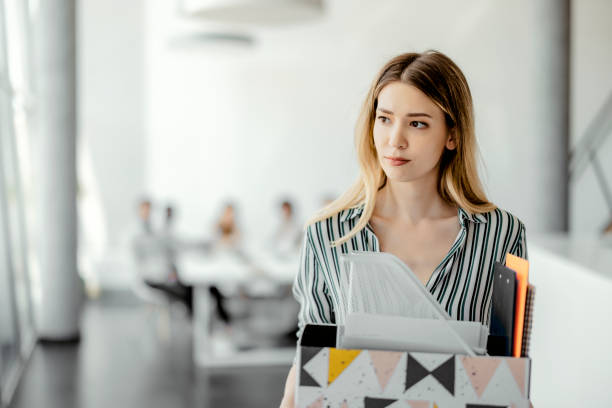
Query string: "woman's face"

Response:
xmin=373 ymin=81 xmax=456 ymax=184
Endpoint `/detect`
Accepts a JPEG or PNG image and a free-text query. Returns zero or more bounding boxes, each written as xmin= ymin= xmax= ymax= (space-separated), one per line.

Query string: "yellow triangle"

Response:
xmin=328 ymin=348 xmax=362 ymax=385
xmin=434 ymin=404 xmax=438 ymax=408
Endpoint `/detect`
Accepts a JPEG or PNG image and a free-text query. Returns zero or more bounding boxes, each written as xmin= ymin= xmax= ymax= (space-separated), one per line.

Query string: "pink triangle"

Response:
xmin=340 ymin=401 xmax=349 ymax=408
xmin=306 ymin=396 xmax=324 ymax=408
xmin=406 ymin=400 xmax=431 ymax=408
xmin=461 ymin=357 xmax=502 ymax=398
xmin=368 ymin=350 xmax=403 ymax=391
xmin=505 ymin=359 xmax=527 ymax=396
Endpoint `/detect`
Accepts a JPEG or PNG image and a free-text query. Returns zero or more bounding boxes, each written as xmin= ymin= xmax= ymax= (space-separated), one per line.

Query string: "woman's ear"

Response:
xmin=446 ymin=130 xmax=457 ymax=150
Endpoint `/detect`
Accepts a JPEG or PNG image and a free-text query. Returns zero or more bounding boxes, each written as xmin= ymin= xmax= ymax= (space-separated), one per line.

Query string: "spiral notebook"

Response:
xmin=521 ymin=284 xmax=536 ymax=357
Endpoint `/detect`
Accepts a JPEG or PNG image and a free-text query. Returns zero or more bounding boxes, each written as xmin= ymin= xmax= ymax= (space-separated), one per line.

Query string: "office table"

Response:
xmin=178 ymin=250 xmax=299 ymax=368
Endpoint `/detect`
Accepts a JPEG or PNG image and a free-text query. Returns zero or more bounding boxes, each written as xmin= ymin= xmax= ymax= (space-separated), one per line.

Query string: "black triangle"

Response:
xmin=364 ymin=397 xmax=397 ymax=408
xmin=431 ymin=356 xmax=455 ymax=395
xmin=300 ymin=346 xmax=322 ymax=369
xmin=299 ymin=368 xmax=321 ymax=387
xmin=405 ymin=354 xmax=430 ymax=392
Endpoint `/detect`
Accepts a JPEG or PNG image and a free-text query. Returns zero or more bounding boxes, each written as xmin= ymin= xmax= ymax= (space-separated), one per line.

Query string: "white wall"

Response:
xmin=145 ymin=0 xmax=568 ymax=241
xmin=570 ymin=0 xmax=612 ymax=233
xmin=80 ymin=0 xmax=612 ymax=249
xmin=78 ymin=0 xmax=146 ymax=249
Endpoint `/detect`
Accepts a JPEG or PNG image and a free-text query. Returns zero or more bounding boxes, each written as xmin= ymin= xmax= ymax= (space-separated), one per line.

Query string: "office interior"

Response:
xmin=0 ymin=0 xmax=611 ymax=407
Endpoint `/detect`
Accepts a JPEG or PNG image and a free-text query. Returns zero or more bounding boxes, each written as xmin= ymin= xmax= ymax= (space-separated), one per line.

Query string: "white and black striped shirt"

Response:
xmin=292 ymin=206 xmax=528 ymax=340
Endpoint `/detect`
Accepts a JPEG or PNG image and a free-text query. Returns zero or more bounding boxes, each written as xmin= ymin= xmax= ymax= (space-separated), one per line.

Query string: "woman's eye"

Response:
xmin=410 ymin=121 xmax=427 ymax=128
xmin=377 ymin=116 xmax=390 ymax=124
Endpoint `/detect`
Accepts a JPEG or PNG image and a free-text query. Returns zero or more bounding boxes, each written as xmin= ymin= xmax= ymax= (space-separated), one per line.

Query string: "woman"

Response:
xmin=279 ymin=50 xmax=527 ymax=407
xmin=215 ymin=202 xmax=241 ymax=249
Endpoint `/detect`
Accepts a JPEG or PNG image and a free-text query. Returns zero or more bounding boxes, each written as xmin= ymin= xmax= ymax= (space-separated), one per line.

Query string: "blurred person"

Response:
xmin=164 ymin=205 xmax=174 ymax=231
xmin=602 ymin=218 xmax=612 ymax=247
xmin=160 ymin=204 xmax=193 ymax=311
xmin=280 ymin=51 xmax=528 ymax=407
xmin=603 ymin=218 xmax=612 ymax=235
xmin=131 ymin=198 xmax=155 ymax=262
xmin=139 ymin=198 xmax=153 ymax=234
xmin=214 ymin=201 xmax=241 ymax=250
xmin=263 ymin=199 xmax=301 ymax=344
xmin=160 ymin=204 xmax=183 ymax=279
xmin=208 ymin=201 xmax=243 ymax=329
xmin=269 ymin=199 xmax=302 ymax=256
xmin=132 ymin=199 xmax=193 ymax=314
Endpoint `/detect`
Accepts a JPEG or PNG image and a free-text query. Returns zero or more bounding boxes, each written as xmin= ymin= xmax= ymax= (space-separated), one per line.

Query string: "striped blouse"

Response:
xmin=292 ymin=205 xmax=528 ymax=341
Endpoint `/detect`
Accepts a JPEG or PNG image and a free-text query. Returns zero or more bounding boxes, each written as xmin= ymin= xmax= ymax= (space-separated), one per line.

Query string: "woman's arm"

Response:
xmin=279 ymin=364 xmax=297 ymax=408
xmin=281 ymin=227 xmax=333 ymax=406
xmin=293 ymin=227 xmax=334 ymax=334
xmin=509 ymin=221 xmax=528 ymax=260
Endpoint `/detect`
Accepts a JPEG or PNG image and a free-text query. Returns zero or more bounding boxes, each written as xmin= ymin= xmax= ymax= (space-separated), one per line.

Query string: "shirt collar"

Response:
xmin=339 ymin=204 xmax=488 ymax=225
xmin=457 ymin=207 xmax=488 ymax=226
xmin=339 ymin=205 xmax=365 ymax=223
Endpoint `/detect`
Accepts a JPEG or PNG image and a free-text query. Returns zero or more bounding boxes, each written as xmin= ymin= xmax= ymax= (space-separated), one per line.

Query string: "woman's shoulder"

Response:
xmin=304 ymin=207 xmax=361 ymax=245
xmin=468 ymin=206 xmax=526 ymax=233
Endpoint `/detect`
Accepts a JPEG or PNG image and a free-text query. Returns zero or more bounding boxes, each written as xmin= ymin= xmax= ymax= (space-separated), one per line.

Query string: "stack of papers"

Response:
xmin=336 ymin=252 xmax=488 ymax=356
xmin=338 ymin=312 xmax=488 ymax=354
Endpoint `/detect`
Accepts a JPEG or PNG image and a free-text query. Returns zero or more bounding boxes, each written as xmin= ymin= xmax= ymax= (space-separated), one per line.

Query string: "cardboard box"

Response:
xmin=296 ymin=324 xmax=531 ymax=408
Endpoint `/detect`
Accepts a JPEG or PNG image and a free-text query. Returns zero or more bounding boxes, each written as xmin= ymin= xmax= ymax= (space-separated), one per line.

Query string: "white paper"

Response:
xmin=336 ymin=252 xmax=487 ymax=355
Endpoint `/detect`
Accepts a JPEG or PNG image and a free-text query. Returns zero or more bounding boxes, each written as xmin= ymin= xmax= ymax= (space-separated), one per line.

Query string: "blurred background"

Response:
xmin=0 ymin=0 xmax=611 ymax=407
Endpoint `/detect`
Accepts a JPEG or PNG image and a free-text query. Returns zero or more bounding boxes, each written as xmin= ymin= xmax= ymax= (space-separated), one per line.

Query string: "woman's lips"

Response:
xmin=385 ymin=157 xmax=410 ymax=166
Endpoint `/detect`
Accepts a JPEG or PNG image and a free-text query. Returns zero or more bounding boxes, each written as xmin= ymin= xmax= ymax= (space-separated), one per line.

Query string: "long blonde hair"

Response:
xmin=309 ymin=50 xmax=496 ymax=246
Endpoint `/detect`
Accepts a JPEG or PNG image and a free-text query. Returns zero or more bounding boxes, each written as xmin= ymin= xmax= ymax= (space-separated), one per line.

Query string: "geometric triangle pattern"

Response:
xmin=300 ymin=367 xmax=321 ymax=387
xmin=430 ymin=356 xmax=454 ymax=395
xmin=461 ymin=357 xmax=502 ymax=398
xmin=364 ymin=397 xmax=397 ymax=408
xmin=303 ymin=348 xmax=329 ymax=389
xmin=301 ymin=347 xmax=323 ymax=369
xmin=296 ymin=343 xmax=531 ymax=407
xmin=405 ymin=354 xmax=430 ymax=392
xmin=405 ymin=354 xmax=455 ymax=396
xmin=328 ymin=348 xmax=362 ymax=385
xmin=410 ymin=353 xmax=452 ymax=372
xmin=504 ymin=358 xmax=527 ymax=397
xmin=368 ymin=350 xmax=403 ymax=392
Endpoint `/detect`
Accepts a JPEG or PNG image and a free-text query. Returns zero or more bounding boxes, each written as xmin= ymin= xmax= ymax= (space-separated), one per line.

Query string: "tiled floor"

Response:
xmin=9 ymin=292 xmax=290 ymax=408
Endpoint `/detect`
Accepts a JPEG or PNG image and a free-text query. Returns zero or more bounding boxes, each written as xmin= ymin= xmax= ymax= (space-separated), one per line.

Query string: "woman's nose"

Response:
xmin=388 ymin=124 xmax=407 ymax=149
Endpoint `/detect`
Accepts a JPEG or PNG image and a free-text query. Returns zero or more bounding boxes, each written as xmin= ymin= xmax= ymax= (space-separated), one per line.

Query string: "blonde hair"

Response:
xmin=309 ymin=50 xmax=496 ymax=246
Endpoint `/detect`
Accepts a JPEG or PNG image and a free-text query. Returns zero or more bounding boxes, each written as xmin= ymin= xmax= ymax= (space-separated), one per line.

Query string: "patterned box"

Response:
xmin=296 ymin=324 xmax=531 ymax=408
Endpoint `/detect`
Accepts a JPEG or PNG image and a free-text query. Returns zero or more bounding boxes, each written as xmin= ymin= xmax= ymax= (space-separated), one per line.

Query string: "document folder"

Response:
xmin=336 ymin=251 xmax=487 ymax=356
xmin=487 ymin=262 xmax=518 ymax=356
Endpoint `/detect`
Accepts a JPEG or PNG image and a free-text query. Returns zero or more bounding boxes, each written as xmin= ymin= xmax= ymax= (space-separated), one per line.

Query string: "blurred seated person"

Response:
xmin=269 ymin=199 xmax=302 ymax=257
xmin=208 ymin=201 xmax=244 ymax=327
xmin=603 ymin=218 xmax=612 ymax=235
xmin=132 ymin=199 xmax=192 ymax=314
xmin=603 ymin=218 xmax=612 ymax=247
xmin=214 ymin=201 xmax=242 ymax=252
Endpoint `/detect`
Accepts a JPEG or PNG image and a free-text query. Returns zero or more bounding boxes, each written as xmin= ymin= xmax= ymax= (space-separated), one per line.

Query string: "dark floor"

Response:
xmin=9 ymin=292 xmax=290 ymax=408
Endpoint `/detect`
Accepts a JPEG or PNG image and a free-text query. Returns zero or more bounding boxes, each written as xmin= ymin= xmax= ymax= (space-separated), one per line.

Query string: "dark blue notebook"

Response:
xmin=487 ymin=262 xmax=517 ymax=356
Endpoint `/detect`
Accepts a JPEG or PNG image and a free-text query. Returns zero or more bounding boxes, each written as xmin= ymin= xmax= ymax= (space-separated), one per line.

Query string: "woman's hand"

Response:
xmin=279 ymin=364 xmax=297 ymax=408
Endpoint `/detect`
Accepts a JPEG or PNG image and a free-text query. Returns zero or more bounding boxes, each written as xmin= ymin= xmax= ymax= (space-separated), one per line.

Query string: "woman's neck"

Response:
xmin=375 ymin=177 xmax=455 ymax=226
